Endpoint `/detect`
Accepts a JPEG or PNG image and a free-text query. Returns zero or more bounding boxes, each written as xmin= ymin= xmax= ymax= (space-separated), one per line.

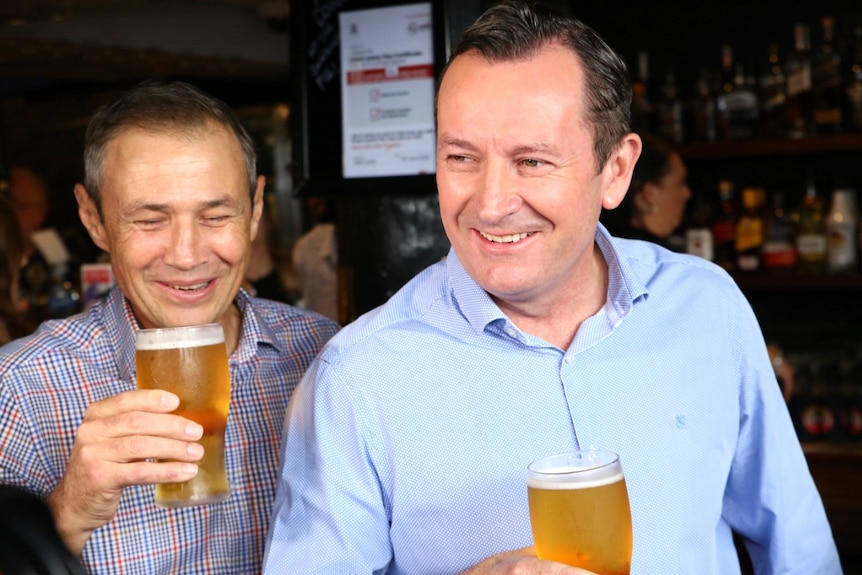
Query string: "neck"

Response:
xmin=220 ymin=303 xmax=243 ymax=356
xmin=494 ymin=244 xmax=608 ymax=350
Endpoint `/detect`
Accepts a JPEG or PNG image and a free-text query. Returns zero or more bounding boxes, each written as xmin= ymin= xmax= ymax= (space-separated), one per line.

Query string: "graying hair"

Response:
xmin=82 ymin=80 xmax=257 ymax=216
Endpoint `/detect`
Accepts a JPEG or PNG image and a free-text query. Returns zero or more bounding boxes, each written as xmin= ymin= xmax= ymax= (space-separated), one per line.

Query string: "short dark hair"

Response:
xmin=627 ymin=133 xmax=676 ymax=196
xmin=437 ymin=0 xmax=632 ymax=173
xmin=82 ymin=80 xmax=258 ymax=216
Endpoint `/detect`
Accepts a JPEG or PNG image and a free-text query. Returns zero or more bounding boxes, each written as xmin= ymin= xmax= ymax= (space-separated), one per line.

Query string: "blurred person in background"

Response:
xmin=601 ymin=133 xmax=691 ymax=252
xmin=291 ymin=195 xmax=339 ymax=322
xmin=0 ymin=195 xmax=33 ymax=345
xmin=244 ymin=194 xmax=299 ymax=305
xmin=8 ymin=166 xmax=50 ymax=264
xmin=8 ymin=166 xmax=53 ymax=317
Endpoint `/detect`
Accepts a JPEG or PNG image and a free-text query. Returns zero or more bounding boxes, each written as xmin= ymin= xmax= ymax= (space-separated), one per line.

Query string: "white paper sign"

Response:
xmin=339 ymin=2 xmax=436 ymax=178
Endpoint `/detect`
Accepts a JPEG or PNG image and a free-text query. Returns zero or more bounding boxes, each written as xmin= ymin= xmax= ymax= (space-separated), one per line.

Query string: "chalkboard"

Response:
xmin=290 ymin=0 xmax=451 ymax=197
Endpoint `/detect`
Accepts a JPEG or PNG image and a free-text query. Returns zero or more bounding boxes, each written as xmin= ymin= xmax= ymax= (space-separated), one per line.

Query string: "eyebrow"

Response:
xmin=437 ymin=135 xmax=477 ymax=152
xmin=438 ymin=136 xmax=556 ymax=156
xmin=127 ymin=197 xmax=237 ymax=213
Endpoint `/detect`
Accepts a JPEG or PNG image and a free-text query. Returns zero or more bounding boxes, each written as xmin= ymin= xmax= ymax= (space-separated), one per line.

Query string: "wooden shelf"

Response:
xmin=679 ymin=133 xmax=862 ymax=160
xmin=732 ymin=271 xmax=862 ymax=291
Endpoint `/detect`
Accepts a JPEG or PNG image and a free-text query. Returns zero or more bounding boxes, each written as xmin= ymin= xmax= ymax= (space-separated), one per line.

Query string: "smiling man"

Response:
xmin=263 ymin=2 xmax=839 ymax=574
xmin=0 ymin=80 xmax=339 ymax=573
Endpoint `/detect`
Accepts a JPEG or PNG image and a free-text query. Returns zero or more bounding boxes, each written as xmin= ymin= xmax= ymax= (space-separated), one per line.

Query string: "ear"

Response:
xmin=249 ymin=175 xmax=265 ymax=242
xmin=74 ymin=183 xmax=110 ymax=252
xmin=600 ymin=133 xmax=642 ymax=210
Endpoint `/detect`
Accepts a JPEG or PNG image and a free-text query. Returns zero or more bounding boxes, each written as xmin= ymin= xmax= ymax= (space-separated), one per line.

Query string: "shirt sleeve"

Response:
xmin=263 ymin=356 xmax=393 ymax=574
xmin=722 ymin=293 xmax=842 ymax=574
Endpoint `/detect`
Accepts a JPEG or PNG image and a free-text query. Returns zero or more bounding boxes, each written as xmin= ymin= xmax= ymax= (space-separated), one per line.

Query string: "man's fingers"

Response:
xmin=79 ymin=409 xmax=203 ymax=444
xmin=85 ymin=389 xmax=180 ymax=420
xmin=119 ymin=460 xmax=200 ymax=486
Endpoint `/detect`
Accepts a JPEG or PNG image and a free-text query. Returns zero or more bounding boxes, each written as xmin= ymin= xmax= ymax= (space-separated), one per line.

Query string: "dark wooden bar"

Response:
xmin=804 ymin=444 xmax=862 ymax=571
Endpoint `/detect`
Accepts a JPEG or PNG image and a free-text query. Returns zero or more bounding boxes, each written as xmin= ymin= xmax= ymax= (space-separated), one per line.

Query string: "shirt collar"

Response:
xmin=111 ymin=286 xmax=281 ymax=383
xmin=446 ymin=223 xmax=649 ymax=335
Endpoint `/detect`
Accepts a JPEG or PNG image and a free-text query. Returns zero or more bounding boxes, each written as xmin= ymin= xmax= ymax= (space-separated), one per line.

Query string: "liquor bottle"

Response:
xmin=844 ymin=26 xmax=862 ymax=132
xmin=657 ymin=69 xmax=684 ymax=143
xmin=711 ymin=179 xmax=738 ymax=271
xmin=630 ymin=49 xmax=654 ymax=135
xmin=716 ymin=45 xmax=736 ymax=141
xmin=785 ymin=23 xmax=815 ymax=138
xmin=735 ymin=187 xmax=766 ymax=271
xmin=761 ymin=191 xmax=797 ymax=269
xmin=793 ymin=175 xmax=827 ymax=273
xmin=759 ymin=42 xmax=786 ymax=138
xmin=812 ymin=15 xmax=843 ymax=135
xmin=826 ymin=188 xmax=858 ymax=272
xmin=688 ymin=68 xmax=718 ymax=143
xmin=716 ymin=46 xmax=759 ymax=141
xmin=684 ymin=198 xmax=714 ymax=261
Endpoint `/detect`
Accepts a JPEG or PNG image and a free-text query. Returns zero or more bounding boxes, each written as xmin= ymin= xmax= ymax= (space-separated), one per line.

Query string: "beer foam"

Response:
xmin=527 ymin=471 xmax=625 ymax=490
xmin=136 ymin=324 xmax=224 ymax=350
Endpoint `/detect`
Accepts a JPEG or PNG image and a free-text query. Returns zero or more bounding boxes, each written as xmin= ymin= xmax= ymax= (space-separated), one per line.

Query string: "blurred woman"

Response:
xmin=0 ymin=195 xmax=32 ymax=345
xmin=602 ymin=133 xmax=692 ymax=251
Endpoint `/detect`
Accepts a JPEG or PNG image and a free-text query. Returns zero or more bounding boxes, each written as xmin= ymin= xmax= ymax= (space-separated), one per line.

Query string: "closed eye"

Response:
xmin=203 ymin=215 xmax=231 ymax=225
xmin=135 ymin=218 xmax=166 ymax=229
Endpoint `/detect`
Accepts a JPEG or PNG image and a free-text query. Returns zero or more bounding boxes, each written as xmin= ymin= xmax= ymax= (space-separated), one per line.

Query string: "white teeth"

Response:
xmin=172 ymin=283 xmax=208 ymax=291
xmin=480 ymin=231 xmax=530 ymax=243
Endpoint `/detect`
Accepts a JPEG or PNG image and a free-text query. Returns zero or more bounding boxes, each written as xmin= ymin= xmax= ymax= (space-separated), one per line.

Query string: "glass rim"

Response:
xmin=527 ymin=449 xmax=621 ymax=476
xmin=135 ymin=322 xmax=225 ymax=349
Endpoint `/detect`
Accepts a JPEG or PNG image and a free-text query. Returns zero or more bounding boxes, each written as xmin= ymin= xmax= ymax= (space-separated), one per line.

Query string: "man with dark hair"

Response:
xmin=0 ymin=80 xmax=339 ymax=573
xmin=263 ymin=2 xmax=839 ymax=574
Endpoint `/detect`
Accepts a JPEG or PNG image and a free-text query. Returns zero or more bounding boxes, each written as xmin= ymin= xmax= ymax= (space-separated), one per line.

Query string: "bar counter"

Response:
xmin=803 ymin=443 xmax=862 ymax=571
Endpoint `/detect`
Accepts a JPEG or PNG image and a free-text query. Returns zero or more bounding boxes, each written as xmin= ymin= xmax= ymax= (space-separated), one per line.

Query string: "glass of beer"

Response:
xmin=527 ymin=450 xmax=632 ymax=575
xmin=135 ymin=323 xmax=231 ymax=507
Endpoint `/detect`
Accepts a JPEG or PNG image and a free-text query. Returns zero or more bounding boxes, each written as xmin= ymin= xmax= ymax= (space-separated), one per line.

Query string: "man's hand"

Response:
xmin=46 ymin=389 xmax=204 ymax=555
xmin=459 ymin=547 xmax=599 ymax=574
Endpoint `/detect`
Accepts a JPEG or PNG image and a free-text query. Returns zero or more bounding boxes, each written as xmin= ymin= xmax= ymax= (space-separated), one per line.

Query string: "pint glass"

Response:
xmin=527 ymin=450 xmax=632 ymax=575
xmin=136 ymin=323 xmax=231 ymax=507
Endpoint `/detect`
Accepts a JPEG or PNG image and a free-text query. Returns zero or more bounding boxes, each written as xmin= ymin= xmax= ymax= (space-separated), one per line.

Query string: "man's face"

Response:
xmin=436 ymin=44 xmax=614 ymax=310
xmin=83 ymin=125 xmax=262 ymax=329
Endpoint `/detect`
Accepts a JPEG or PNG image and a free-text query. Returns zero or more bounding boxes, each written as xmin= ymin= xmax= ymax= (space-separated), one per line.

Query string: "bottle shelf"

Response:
xmin=679 ymin=133 xmax=862 ymax=160
xmin=732 ymin=270 xmax=862 ymax=290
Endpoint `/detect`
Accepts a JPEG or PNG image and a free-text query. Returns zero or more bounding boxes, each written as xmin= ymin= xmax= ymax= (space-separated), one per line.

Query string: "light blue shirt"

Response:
xmin=264 ymin=225 xmax=841 ymax=574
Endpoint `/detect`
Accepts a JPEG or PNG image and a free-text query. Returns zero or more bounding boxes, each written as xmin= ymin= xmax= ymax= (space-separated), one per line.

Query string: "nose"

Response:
xmin=163 ymin=219 xmax=205 ymax=270
xmin=474 ymin=163 xmax=522 ymax=222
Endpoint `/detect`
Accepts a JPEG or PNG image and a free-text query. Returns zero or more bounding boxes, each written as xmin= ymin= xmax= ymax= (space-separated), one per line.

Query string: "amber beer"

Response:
xmin=136 ymin=323 xmax=231 ymax=507
xmin=527 ymin=450 xmax=632 ymax=575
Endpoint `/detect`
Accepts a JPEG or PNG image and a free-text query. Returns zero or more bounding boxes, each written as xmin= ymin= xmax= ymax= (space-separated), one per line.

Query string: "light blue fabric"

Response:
xmin=264 ymin=224 xmax=841 ymax=575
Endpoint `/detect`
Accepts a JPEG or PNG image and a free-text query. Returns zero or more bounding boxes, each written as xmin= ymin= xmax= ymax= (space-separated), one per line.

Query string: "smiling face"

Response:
xmin=436 ymin=44 xmax=636 ymax=316
xmin=76 ymin=125 xmax=263 ymax=331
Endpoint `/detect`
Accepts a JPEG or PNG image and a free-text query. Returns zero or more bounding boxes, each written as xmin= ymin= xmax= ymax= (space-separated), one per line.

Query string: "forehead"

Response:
xmin=99 ymin=125 xmax=247 ymax=204
xmin=437 ymin=44 xmax=588 ymax=134
xmin=103 ymin=124 xmax=242 ymax=171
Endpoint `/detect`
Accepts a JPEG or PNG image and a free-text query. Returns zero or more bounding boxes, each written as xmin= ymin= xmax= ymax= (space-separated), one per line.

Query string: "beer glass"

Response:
xmin=527 ymin=450 xmax=632 ymax=575
xmin=136 ymin=323 xmax=231 ymax=507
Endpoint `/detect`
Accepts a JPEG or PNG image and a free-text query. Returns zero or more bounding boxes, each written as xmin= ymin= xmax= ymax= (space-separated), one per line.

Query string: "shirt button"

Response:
xmin=506 ymin=327 xmax=517 ymax=338
xmin=564 ymin=355 xmax=574 ymax=364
